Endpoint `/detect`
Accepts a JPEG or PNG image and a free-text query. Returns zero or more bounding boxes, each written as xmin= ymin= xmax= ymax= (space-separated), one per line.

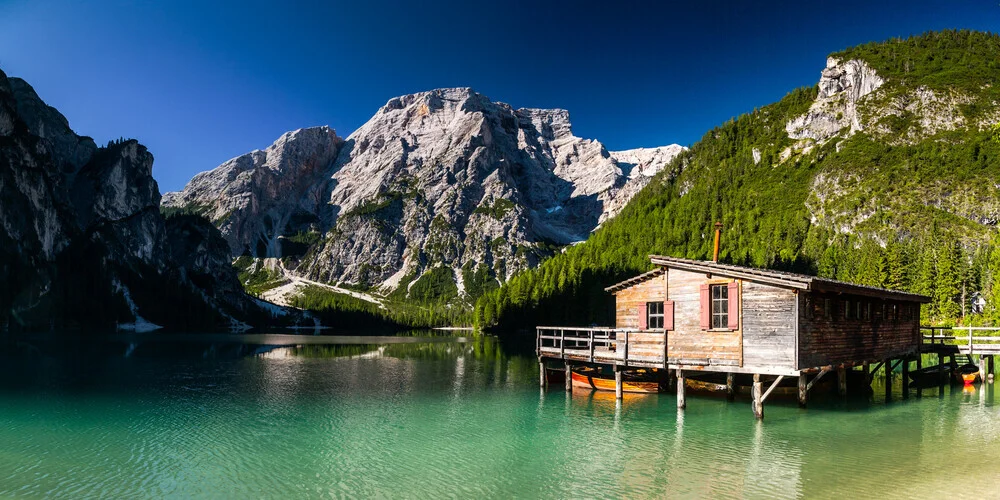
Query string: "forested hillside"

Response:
xmin=476 ymin=30 xmax=1000 ymax=331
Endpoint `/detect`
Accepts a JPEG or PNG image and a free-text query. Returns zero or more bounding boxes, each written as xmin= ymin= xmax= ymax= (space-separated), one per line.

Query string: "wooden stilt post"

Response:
xmin=989 ymin=355 xmax=995 ymax=376
xmin=798 ymin=372 xmax=807 ymax=408
xmin=837 ymin=365 xmax=847 ymax=396
xmin=885 ymin=358 xmax=893 ymax=402
xmin=916 ymin=355 xmax=923 ymax=398
xmin=979 ymin=355 xmax=987 ymax=383
xmin=939 ymin=353 xmax=947 ymax=390
xmin=752 ymin=374 xmax=763 ymax=420
xmin=615 ymin=367 xmax=623 ymax=400
xmin=565 ymin=363 xmax=572 ymax=392
xmin=726 ymin=372 xmax=736 ymax=401
xmin=676 ymin=369 xmax=686 ymax=409
xmin=539 ymin=359 xmax=546 ymax=388
xmin=902 ymin=357 xmax=910 ymax=399
xmin=863 ymin=361 xmax=871 ymax=386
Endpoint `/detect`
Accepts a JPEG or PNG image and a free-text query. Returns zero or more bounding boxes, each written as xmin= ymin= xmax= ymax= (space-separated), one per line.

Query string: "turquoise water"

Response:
xmin=1 ymin=333 xmax=998 ymax=498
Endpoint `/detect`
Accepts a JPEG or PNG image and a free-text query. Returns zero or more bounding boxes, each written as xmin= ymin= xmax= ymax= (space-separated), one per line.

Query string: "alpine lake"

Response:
xmin=1 ymin=332 xmax=998 ymax=499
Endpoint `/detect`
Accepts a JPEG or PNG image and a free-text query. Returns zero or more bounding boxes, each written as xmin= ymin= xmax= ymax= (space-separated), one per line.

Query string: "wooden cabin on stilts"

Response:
xmin=536 ymin=224 xmax=932 ymax=419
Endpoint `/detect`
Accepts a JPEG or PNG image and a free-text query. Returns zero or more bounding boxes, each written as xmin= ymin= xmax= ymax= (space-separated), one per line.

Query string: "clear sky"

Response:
xmin=1 ymin=0 xmax=998 ymax=192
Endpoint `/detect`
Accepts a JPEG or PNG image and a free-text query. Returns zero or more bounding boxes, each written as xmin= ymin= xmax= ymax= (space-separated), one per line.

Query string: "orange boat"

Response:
xmin=571 ymin=366 xmax=663 ymax=393
xmin=962 ymin=372 xmax=979 ymax=385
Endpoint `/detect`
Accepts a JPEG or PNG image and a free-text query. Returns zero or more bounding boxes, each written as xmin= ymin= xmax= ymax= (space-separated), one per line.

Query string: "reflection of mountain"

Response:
xmin=264 ymin=344 xmax=382 ymax=359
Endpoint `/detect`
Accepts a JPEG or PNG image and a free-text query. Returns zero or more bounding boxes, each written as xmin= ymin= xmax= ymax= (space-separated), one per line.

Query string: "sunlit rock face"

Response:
xmin=0 ymin=68 xmax=263 ymax=330
xmin=786 ymin=57 xmax=885 ymax=142
xmin=162 ymin=126 xmax=343 ymax=257
xmin=165 ymin=87 xmax=685 ymax=292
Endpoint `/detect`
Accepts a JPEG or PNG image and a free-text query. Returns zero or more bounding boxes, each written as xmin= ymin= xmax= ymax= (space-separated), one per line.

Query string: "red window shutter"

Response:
xmin=664 ymin=300 xmax=674 ymax=331
xmin=727 ymin=281 xmax=740 ymax=330
xmin=638 ymin=303 xmax=648 ymax=330
xmin=699 ymin=284 xmax=710 ymax=330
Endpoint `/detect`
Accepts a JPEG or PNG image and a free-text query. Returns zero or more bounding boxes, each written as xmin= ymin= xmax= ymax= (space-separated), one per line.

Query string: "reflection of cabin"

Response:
xmin=536 ymin=255 xmax=931 ymax=419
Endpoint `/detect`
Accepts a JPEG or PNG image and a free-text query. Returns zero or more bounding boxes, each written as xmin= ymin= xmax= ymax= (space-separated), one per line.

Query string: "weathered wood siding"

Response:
xmin=614 ymin=274 xmax=666 ymax=329
xmin=741 ymin=281 xmax=797 ymax=369
xmin=797 ymin=293 xmax=921 ymax=369
xmin=666 ymin=269 xmax=741 ymax=367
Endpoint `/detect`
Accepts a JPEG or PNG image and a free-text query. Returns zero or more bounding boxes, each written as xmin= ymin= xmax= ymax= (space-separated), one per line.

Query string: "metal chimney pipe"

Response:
xmin=713 ymin=222 xmax=723 ymax=262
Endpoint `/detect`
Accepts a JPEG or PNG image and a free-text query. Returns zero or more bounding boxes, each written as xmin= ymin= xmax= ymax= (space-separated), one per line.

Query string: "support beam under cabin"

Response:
xmin=798 ymin=372 xmax=807 ymax=408
xmin=565 ymin=364 xmax=572 ymax=392
xmin=916 ymin=355 xmax=923 ymax=398
xmin=615 ymin=367 xmax=623 ymax=400
xmin=837 ymin=365 xmax=847 ymax=396
xmin=979 ymin=355 xmax=987 ymax=383
xmin=676 ymin=369 xmax=686 ymax=409
xmin=885 ymin=358 xmax=893 ymax=402
xmin=539 ymin=359 xmax=546 ymax=388
xmin=939 ymin=354 xmax=948 ymax=390
xmin=752 ymin=374 xmax=763 ymax=420
xmin=726 ymin=373 xmax=736 ymax=402
xmin=902 ymin=358 xmax=909 ymax=399
xmin=989 ymin=355 xmax=995 ymax=379
xmin=863 ymin=361 xmax=871 ymax=386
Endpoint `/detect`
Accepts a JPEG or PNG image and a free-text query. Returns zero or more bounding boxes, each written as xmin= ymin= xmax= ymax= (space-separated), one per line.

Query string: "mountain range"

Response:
xmin=162 ymin=88 xmax=684 ymax=306
xmin=4 ymin=30 xmax=997 ymax=332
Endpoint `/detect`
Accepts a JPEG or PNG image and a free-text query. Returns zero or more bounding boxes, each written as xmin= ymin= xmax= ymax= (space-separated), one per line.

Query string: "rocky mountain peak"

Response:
xmin=786 ymin=58 xmax=885 ymax=143
xmin=164 ymin=87 xmax=685 ymax=302
xmin=0 ymin=68 xmax=272 ymax=330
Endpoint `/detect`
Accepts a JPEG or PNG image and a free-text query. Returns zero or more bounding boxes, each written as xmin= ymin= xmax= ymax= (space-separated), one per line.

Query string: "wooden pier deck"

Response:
xmin=537 ymin=325 xmax=1000 ymax=420
xmin=922 ymin=326 xmax=1000 ymax=355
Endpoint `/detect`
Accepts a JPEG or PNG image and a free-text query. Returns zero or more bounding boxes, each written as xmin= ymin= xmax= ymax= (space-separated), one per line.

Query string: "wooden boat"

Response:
xmin=908 ymin=363 xmax=951 ymax=387
xmin=571 ymin=366 xmax=663 ymax=393
xmin=957 ymin=363 xmax=980 ymax=385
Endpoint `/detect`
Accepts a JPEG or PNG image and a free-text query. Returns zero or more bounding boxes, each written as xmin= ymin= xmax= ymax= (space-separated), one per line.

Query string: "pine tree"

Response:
xmin=934 ymin=242 xmax=962 ymax=320
xmin=885 ymin=241 xmax=909 ymax=291
xmin=984 ymin=232 xmax=1000 ymax=324
xmin=817 ymin=245 xmax=840 ymax=279
xmin=913 ymin=247 xmax=938 ymax=318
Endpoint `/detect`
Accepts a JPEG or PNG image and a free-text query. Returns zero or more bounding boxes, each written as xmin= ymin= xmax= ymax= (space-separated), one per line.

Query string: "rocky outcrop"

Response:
xmin=605 ymin=145 xmax=686 ymax=221
xmin=164 ymin=88 xmax=684 ymax=296
xmin=786 ymin=58 xmax=885 ymax=142
xmin=0 ymin=68 xmax=270 ymax=330
xmin=161 ymin=127 xmax=342 ymax=257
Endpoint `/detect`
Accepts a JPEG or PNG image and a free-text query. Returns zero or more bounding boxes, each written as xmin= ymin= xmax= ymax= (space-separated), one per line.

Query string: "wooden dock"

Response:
xmin=534 ymin=255 xmax=1000 ymax=420
xmin=920 ymin=326 xmax=999 ymax=382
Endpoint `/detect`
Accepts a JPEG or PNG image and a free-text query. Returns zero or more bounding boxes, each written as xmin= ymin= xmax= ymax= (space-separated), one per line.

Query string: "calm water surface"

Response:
xmin=1 ymin=332 xmax=998 ymax=499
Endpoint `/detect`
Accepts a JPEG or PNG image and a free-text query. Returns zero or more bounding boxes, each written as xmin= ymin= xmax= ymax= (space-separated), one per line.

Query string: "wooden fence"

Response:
xmin=536 ymin=326 xmax=667 ymax=367
xmin=922 ymin=326 xmax=1000 ymax=355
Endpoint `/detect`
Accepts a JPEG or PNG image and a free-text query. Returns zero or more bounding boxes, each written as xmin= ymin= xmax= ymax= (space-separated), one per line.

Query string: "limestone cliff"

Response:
xmin=164 ymin=88 xmax=684 ymax=300
xmin=0 ymin=69 xmax=272 ymax=330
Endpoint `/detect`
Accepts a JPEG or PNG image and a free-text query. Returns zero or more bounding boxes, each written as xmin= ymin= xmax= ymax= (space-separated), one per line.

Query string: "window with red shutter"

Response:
xmin=699 ymin=284 xmax=711 ymax=329
xmin=664 ymin=300 xmax=674 ymax=331
xmin=727 ymin=281 xmax=739 ymax=330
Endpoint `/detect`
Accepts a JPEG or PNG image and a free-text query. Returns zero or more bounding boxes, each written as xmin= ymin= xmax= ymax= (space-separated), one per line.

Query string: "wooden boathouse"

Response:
xmin=536 ymin=254 xmax=933 ymax=419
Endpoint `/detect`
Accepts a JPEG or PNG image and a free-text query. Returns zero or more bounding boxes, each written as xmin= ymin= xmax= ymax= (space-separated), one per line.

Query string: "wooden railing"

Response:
xmin=922 ymin=326 xmax=1000 ymax=355
xmin=536 ymin=326 xmax=667 ymax=367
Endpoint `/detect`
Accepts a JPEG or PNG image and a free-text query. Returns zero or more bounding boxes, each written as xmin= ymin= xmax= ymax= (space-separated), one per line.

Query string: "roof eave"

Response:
xmin=648 ymin=256 xmax=810 ymax=290
xmin=810 ymin=280 xmax=933 ymax=303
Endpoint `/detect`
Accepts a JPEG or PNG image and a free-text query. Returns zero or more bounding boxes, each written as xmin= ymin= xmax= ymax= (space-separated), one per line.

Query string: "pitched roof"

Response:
xmin=606 ymin=255 xmax=931 ymax=302
xmin=604 ymin=268 xmax=665 ymax=292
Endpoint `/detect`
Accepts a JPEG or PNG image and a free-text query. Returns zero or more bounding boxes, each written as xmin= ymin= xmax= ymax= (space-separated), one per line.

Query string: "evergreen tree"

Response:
xmin=934 ymin=242 xmax=962 ymax=320
xmin=984 ymin=232 xmax=1000 ymax=323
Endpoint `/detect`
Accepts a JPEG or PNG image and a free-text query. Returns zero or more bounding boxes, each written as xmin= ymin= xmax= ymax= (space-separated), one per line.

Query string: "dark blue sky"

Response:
xmin=1 ymin=0 xmax=997 ymax=192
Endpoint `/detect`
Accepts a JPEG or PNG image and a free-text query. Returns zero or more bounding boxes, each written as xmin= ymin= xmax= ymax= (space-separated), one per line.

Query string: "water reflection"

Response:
xmin=0 ymin=333 xmax=998 ymax=498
